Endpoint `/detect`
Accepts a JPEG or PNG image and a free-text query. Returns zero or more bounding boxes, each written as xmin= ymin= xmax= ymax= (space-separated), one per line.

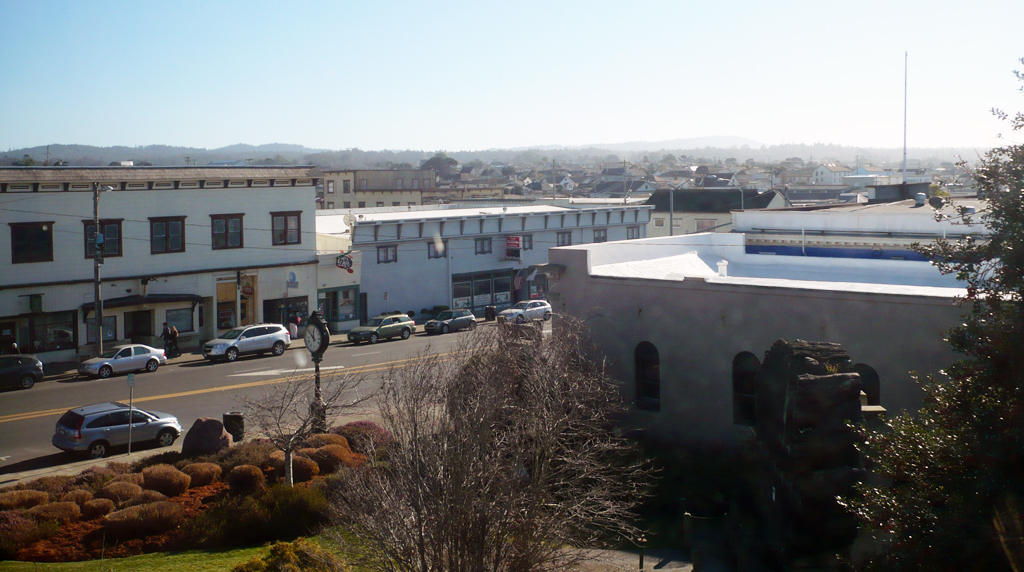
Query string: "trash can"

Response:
xmin=485 ymin=306 xmax=497 ymax=321
xmin=223 ymin=411 xmax=245 ymax=442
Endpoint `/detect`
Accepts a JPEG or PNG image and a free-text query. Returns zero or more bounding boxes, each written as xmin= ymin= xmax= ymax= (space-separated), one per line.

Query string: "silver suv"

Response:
xmin=203 ymin=323 xmax=291 ymax=362
xmin=52 ymin=402 xmax=181 ymax=459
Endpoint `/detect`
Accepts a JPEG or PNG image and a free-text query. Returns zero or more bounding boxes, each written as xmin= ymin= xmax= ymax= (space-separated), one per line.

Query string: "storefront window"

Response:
xmin=26 ymin=312 xmax=78 ymax=352
xmin=85 ymin=315 xmax=117 ymax=345
xmin=166 ymin=307 xmax=194 ymax=333
xmin=493 ymin=277 xmax=512 ymax=306
xmin=473 ymin=280 xmax=492 ymax=307
xmin=263 ymin=297 xmax=309 ymax=327
xmin=453 ymin=282 xmax=472 ymax=309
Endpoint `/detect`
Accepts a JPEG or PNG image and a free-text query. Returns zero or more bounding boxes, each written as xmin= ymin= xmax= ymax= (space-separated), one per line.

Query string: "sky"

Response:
xmin=1 ymin=0 xmax=1023 ymax=152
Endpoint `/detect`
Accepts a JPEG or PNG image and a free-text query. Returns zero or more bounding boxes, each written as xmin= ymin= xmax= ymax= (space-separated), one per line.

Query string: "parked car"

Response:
xmin=0 ymin=354 xmax=44 ymax=390
xmin=203 ymin=323 xmax=290 ymax=362
xmin=425 ymin=309 xmax=477 ymax=335
xmin=52 ymin=402 xmax=181 ymax=459
xmin=497 ymin=300 xmax=553 ymax=324
xmin=78 ymin=344 xmax=167 ymax=379
xmin=348 ymin=314 xmax=416 ymax=344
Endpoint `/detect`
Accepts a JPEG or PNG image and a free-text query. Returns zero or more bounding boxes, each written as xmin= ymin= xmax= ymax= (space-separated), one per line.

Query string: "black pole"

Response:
xmin=312 ymin=354 xmax=326 ymax=433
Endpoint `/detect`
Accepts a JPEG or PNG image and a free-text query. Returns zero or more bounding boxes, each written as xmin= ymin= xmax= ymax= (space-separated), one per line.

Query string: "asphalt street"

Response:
xmin=0 ymin=328 xmax=475 ymax=476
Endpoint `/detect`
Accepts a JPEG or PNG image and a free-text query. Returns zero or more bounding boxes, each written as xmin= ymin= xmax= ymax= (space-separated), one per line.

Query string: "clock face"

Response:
xmin=304 ymin=325 xmax=322 ymax=352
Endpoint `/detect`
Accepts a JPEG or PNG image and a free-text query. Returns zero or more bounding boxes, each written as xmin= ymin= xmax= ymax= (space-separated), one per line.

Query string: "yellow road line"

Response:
xmin=0 ymin=350 xmax=468 ymax=425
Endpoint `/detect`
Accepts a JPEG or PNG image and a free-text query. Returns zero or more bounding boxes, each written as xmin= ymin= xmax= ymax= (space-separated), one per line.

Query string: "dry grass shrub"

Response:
xmin=131 ymin=450 xmax=184 ymax=472
xmin=125 ymin=489 xmax=168 ymax=507
xmin=0 ymin=510 xmax=58 ymax=559
xmin=98 ymin=481 xmax=142 ymax=504
xmin=82 ymin=498 xmax=115 ymax=520
xmin=312 ymin=444 xmax=366 ymax=474
xmin=28 ymin=501 xmax=80 ymax=523
xmin=291 ymin=456 xmax=320 ymax=483
xmin=113 ymin=472 xmax=145 ymax=486
xmin=0 ymin=490 xmax=49 ymax=510
xmin=61 ymin=489 xmax=93 ymax=507
xmin=71 ymin=466 xmax=117 ymax=490
xmin=142 ymin=464 xmax=191 ymax=497
xmin=11 ymin=476 xmax=75 ymax=499
xmin=305 ymin=433 xmax=349 ymax=448
xmin=181 ymin=485 xmax=330 ymax=548
xmin=184 ymin=441 xmax=277 ymax=474
xmin=228 ymin=465 xmax=266 ymax=495
xmin=103 ymin=501 xmax=185 ymax=539
xmin=297 ymin=447 xmax=318 ymax=458
xmin=331 ymin=421 xmax=394 ymax=457
xmin=181 ymin=462 xmax=222 ymax=487
xmin=232 ymin=538 xmax=348 ymax=572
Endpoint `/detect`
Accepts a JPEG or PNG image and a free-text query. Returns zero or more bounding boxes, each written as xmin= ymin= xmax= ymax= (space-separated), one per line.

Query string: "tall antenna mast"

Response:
xmin=902 ymin=51 xmax=908 ymax=186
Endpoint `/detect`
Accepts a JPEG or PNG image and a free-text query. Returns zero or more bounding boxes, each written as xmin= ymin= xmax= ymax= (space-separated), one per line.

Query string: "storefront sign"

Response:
xmin=453 ymin=297 xmax=471 ymax=309
xmin=336 ymin=254 xmax=354 ymax=273
xmin=286 ymin=271 xmax=299 ymax=289
xmin=505 ymin=236 xmax=521 ymax=248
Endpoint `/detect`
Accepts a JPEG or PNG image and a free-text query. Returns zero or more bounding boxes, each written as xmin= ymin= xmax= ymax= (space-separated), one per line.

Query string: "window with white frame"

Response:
xmin=654 ymin=219 xmax=665 ymax=228
xmin=522 ymin=234 xmax=533 ymax=250
xmin=695 ymin=219 xmax=717 ymax=232
xmin=327 ymin=181 xmax=335 ymax=194
xmin=377 ymin=245 xmax=397 ymax=263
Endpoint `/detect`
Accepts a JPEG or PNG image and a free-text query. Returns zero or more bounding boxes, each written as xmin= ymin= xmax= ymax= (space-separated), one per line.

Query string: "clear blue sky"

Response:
xmin=1 ymin=0 xmax=1022 ymax=152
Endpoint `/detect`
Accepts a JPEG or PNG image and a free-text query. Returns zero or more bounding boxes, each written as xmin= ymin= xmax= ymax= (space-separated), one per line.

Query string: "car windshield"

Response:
xmin=511 ymin=302 xmax=530 ymax=309
xmin=99 ymin=348 xmax=122 ymax=358
xmin=365 ymin=318 xmax=384 ymax=327
xmin=221 ymin=328 xmax=245 ymax=339
xmin=435 ymin=311 xmax=454 ymax=320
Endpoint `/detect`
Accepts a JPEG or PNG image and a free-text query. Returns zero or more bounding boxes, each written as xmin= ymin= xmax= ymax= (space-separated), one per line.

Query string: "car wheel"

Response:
xmin=369 ymin=333 xmax=379 ymax=344
xmin=20 ymin=375 xmax=36 ymax=390
xmin=543 ymin=312 xmax=552 ymax=321
xmin=98 ymin=365 xmax=113 ymax=379
xmin=88 ymin=441 xmax=109 ymax=459
xmin=515 ymin=314 xmax=526 ymax=324
xmin=226 ymin=348 xmax=239 ymax=362
xmin=401 ymin=328 xmax=411 ymax=340
xmin=469 ymin=321 xmax=477 ymax=330
xmin=442 ymin=324 xmax=450 ymax=334
xmin=146 ymin=359 xmax=159 ymax=372
xmin=272 ymin=341 xmax=286 ymax=356
xmin=156 ymin=429 xmax=176 ymax=448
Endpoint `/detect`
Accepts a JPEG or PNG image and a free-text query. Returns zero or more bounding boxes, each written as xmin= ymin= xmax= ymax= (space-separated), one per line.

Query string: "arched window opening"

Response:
xmin=733 ymin=351 xmax=761 ymax=426
xmin=853 ymin=363 xmax=881 ymax=406
xmin=634 ymin=342 xmax=660 ymax=412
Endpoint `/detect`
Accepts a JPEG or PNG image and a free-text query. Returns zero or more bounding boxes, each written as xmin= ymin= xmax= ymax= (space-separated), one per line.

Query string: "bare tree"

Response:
xmin=332 ymin=318 xmax=653 ymax=572
xmin=242 ymin=370 xmax=371 ymax=486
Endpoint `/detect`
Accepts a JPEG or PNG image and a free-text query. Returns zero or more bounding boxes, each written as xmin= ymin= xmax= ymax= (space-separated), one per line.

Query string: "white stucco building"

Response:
xmin=0 ymin=166 xmax=321 ymax=363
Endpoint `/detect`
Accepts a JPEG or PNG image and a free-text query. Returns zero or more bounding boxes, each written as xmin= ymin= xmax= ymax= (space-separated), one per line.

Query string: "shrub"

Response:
xmin=192 ymin=441 xmax=277 ymax=474
xmin=131 ymin=450 xmax=184 ymax=472
xmin=181 ymin=485 xmax=330 ymax=548
xmin=13 ymin=476 xmax=75 ymax=499
xmin=125 ymin=489 xmax=168 ymax=507
xmin=103 ymin=501 xmax=185 ymax=539
xmin=113 ymin=472 xmax=145 ymax=486
xmin=228 ymin=465 xmax=266 ymax=495
xmin=28 ymin=501 xmax=80 ymax=523
xmin=98 ymin=482 xmax=142 ymax=504
xmin=181 ymin=462 xmax=222 ymax=487
xmin=0 ymin=511 xmax=59 ymax=559
xmin=61 ymin=489 xmax=93 ymax=507
xmin=291 ymin=456 xmax=320 ymax=483
xmin=297 ymin=447 xmax=319 ymax=459
xmin=0 ymin=490 xmax=49 ymax=510
xmin=305 ymin=433 xmax=349 ymax=448
xmin=82 ymin=498 xmax=115 ymax=520
xmin=312 ymin=445 xmax=366 ymax=474
xmin=432 ymin=305 xmax=449 ymax=313
xmin=331 ymin=421 xmax=394 ymax=457
xmin=260 ymin=485 xmax=330 ymax=535
xmin=143 ymin=464 xmax=191 ymax=497
xmin=232 ymin=538 xmax=348 ymax=572
xmin=71 ymin=466 xmax=117 ymax=490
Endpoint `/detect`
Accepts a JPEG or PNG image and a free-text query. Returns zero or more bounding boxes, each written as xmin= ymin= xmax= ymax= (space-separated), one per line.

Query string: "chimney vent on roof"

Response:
xmin=914 ymin=193 xmax=926 ymax=207
xmin=717 ymin=260 xmax=729 ymax=277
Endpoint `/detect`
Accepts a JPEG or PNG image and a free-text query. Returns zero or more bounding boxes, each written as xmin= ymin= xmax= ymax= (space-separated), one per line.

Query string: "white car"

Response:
xmin=497 ymin=300 xmax=553 ymax=324
xmin=203 ymin=323 xmax=291 ymax=362
xmin=78 ymin=344 xmax=167 ymax=379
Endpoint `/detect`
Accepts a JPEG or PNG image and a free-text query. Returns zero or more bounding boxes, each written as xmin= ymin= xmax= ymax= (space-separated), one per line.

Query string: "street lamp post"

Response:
xmin=92 ymin=183 xmax=114 ymax=356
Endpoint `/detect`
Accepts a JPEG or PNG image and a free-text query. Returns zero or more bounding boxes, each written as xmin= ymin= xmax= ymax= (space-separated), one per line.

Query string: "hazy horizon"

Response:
xmin=2 ymin=0 xmax=1021 ymax=152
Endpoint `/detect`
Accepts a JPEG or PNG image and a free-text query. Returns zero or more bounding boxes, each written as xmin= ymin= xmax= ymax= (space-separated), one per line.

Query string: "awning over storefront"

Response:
xmin=81 ymin=294 xmax=202 ymax=320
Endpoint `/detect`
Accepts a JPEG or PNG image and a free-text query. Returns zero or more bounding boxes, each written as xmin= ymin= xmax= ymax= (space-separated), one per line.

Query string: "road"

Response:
xmin=0 ymin=328 xmax=477 ymax=476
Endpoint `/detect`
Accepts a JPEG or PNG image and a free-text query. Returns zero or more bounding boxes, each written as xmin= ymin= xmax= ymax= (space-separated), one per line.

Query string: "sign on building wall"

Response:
xmin=505 ymin=235 xmax=521 ymax=260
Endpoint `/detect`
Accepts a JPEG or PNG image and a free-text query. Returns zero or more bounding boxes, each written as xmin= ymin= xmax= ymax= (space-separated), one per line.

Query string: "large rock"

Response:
xmin=181 ymin=418 xmax=233 ymax=456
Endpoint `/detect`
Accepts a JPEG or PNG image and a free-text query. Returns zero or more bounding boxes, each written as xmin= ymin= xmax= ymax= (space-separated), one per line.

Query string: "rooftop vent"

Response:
xmin=914 ymin=192 xmax=926 ymax=207
xmin=717 ymin=260 xmax=729 ymax=277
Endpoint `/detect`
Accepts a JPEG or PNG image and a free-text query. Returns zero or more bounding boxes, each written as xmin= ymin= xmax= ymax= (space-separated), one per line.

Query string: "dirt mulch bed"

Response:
xmin=16 ymin=482 xmax=229 ymax=562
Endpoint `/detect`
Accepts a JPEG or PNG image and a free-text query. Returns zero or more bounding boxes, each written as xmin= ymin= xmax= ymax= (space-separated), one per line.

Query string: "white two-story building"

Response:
xmin=316 ymin=204 xmax=653 ymax=320
xmin=0 ymin=166 xmax=321 ymax=363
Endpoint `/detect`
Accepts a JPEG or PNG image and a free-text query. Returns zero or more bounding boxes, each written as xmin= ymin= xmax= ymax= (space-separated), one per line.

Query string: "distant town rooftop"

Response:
xmin=0 ymin=165 xmax=319 ymax=184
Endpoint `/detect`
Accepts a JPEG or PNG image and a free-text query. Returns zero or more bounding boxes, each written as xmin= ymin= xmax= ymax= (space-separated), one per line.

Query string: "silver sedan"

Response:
xmin=78 ymin=344 xmax=167 ymax=379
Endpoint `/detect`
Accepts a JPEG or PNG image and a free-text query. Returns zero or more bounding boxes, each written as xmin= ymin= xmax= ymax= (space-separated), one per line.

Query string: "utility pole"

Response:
xmin=92 ymin=183 xmax=107 ymax=356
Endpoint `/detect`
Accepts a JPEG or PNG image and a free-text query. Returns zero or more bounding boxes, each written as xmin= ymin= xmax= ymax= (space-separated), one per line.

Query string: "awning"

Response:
xmin=81 ymin=294 xmax=202 ymax=319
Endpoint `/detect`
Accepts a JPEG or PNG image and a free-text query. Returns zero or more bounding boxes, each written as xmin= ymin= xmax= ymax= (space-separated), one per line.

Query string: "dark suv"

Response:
xmin=0 ymin=355 xmax=44 ymax=390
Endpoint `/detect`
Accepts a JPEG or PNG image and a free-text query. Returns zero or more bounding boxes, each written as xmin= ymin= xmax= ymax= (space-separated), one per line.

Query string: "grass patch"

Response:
xmin=0 ymin=545 xmax=267 ymax=572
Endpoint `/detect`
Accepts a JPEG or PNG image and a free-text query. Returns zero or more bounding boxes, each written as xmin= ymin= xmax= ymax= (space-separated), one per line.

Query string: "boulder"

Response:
xmin=181 ymin=417 xmax=233 ymax=456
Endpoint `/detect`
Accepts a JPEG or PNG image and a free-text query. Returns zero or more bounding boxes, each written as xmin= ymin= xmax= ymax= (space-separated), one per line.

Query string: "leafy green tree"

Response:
xmin=500 ymin=166 xmax=515 ymax=177
xmin=14 ymin=154 xmax=36 ymax=166
xmin=852 ymin=58 xmax=1024 ymax=572
xmin=420 ymin=152 xmax=457 ymax=179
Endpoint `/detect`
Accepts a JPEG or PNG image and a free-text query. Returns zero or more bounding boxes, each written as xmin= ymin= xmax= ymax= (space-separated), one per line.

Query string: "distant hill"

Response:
xmin=0 ymin=140 xmax=986 ymax=169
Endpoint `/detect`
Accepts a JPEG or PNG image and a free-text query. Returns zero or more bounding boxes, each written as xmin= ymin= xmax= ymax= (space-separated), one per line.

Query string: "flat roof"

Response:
xmin=571 ymin=233 xmax=966 ymax=299
xmin=0 ymin=166 xmax=319 ymax=183
xmin=317 ymin=204 xmax=646 ymax=225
